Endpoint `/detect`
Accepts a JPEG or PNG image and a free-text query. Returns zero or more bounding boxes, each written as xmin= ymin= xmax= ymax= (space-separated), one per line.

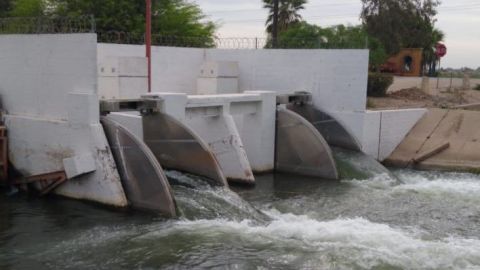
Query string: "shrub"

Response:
xmin=367 ymin=73 xmax=393 ymax=97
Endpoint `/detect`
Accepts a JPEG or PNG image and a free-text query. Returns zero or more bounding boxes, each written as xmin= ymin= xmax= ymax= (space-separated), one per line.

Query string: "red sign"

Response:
xmin=435 ymin=43 xmax=447 ymax=58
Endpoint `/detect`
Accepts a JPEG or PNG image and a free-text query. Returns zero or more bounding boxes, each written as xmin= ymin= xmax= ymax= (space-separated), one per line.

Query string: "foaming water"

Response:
xmin=1 ymin=168 xmax=480 ymax=269
xmin=332 ymin=147 xmax=398 ymax=181
xmin=28 ymin=211 xmax=480 ymax=270
xmin=165 ymin=170 xmax=269 ymax=223
xmin=394 ymin=170 xmax=480 ymax=199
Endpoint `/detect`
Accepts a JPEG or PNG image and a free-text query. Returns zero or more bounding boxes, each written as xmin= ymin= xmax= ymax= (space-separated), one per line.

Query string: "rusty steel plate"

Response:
xmin=275 ymin=107 xmax=339 ymax=180
xmin=287 ymin=104 xmax=362 ymax=152
xmin=143 ymin=113 xmax=228 ymax=187
xmin=101 ymin=116 xmax=176 ymax=217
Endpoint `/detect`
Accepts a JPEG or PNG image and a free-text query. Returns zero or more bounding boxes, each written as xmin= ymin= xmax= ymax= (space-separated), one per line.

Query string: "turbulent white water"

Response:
xmin=1 ymin=168 xmax=480 ymax=270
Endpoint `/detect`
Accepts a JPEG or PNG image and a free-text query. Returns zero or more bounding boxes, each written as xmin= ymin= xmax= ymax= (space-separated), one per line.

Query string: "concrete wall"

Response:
xmin=98 ymin=44 xmax=369 ymax=146
xmin=98 ymin=45 xmax=368 ymax=112
xmin=0 ymin=34 xmax=127 ymax=206
xmin=388 ymin=76 xmax=480 ymax=93
xmin=362 ymin=108 xmax=427 ymax=160
xmin=0 ymin=34 xmax=98 ymax=120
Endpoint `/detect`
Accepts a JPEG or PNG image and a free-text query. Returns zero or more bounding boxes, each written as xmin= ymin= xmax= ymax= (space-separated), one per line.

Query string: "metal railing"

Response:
xmin=0 ymin=16 xmax=95 ymax=34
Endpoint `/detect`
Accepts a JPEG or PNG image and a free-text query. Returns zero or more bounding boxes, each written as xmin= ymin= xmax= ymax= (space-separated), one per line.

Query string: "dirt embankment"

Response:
xmin=368 ymin=88 xmax=480 ymax=110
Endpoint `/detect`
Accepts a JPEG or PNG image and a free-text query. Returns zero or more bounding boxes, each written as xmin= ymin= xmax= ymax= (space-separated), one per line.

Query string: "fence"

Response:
xmin=98 ymin=32 xmax=367 ymax=50
xmin=97 ymin=32 xmax=268 ymax=49
xmin=0 ymin=16 xmax=95 ymax=34
xmin=0 ymin=16 xmax=367 ymax=50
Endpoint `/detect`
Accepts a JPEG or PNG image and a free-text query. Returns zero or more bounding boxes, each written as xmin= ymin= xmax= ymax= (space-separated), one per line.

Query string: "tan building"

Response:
xmin=382 ymin=48 xmax=423 ymax=77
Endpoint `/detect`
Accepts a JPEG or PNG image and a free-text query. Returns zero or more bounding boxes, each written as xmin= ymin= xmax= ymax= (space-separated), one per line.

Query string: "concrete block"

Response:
xmin=241 ymin=91 xmax=277 ymax=172
xmin=378 ymin=109 xmax=427 ymax=160
xmin=0 ymin=34 xmax=97 ymax=121
xmin=107 ymin=112 xmax=143 ymax=139
xmin=63 ymin=154 xmax=96 ymax=179
xmin=98 ymin=76 xmax=119 ymax=99
xmin=98 ymin=77 xmax=148 ymax=100
xmin=67 ymin=93 xmax=99 ymax=127
xmin=362 ymin=111 xmax=381 ymax=159
xmin=98 ymin=57 xmax=147 ymax=77
xmin=4 ymin=115 xmax=128 ymax=207
xmin=197 ymin=77 xmax=239 ymax=95
xmin=186 ymin=114 xmax=254 ymax=184
xmin=143 ymin=92 xmax=188 ymax=121
xmin=199 ymin=61 xmax=239 ymax=78
xmin=119 ymin=77 xmax=148 ymax=99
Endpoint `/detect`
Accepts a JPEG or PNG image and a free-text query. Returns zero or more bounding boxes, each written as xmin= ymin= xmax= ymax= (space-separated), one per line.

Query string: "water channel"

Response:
xmin=1 ymin=152 xmax=479 ymax=269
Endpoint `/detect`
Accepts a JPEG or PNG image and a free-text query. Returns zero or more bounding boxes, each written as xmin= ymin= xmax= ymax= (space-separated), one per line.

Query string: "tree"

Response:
xmin=150 ymin=0 xmax=216 ymax=46
xmin=423 ymin=28 xmax=445 ymax=75
xmin=0 ymin=0 xmax=14 ymax=17
xmin=263 ymin=0 xmax=307 ymax=35
xmin=53 ymin=0 xmax=145 ymax=33
xmin=360 ymin=0 xmax=440 ymax=54
xmin=361 ymin=0 xmax=442 ymax=75
xmin=10 ymin=0 xmax=46 ymax=17
xmin=49 ymin=0 xmax=216 ymax=45
xmin=275 ymin=22 xmax=387 ymax=69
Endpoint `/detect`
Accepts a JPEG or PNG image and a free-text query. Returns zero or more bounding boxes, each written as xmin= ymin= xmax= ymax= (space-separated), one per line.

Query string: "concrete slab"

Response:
xmin=385 ymin=109 xmax=448 ymax=167
xmin=385 ymin=109 xmax=480 ymax=171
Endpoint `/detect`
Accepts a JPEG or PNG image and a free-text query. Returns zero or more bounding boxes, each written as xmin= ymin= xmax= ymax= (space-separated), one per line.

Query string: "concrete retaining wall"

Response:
xmin=386 ymin=109 xmax=480 ymax=171
xmin=98 ymin=44 xmax=429 ymax=161
xmin=0 ymin=34 xmax=127 ymax=206
xmin=362 ymin=109 xmax=427 ymax=160
xmin=388 ymin=76 xmax=480 ymax=93
xmin=98 ymin=44 xmax=369 ymax=148
xmin=98 ymin=45 xmax=368 ymax=112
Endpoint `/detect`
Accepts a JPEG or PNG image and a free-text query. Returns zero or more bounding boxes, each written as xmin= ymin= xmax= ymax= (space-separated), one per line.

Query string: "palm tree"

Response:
xmin=263 ymin=0 xmax=307 ymax=34
xmin=423 ymin=28 xmax=445 ymax=76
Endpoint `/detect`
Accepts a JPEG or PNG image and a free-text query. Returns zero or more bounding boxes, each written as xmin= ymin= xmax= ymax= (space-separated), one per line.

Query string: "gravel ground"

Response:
xmin=368 ymin=88 xmax=480 ymax=110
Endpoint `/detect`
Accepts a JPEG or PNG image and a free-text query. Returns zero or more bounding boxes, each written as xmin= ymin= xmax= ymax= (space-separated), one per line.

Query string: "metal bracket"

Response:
xmin=100 ymin=99 xmax=163 ymax=115
xmin=276 ymin=91 xmax=313 ymax=105
xmin=13 ymin=171 xmax=67 ymax=196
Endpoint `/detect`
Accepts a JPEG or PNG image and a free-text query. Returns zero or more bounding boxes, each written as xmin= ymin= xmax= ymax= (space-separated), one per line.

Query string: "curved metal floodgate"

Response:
xmin=275 ymin=107 xmax=339 ymax=180
xmin=287 ymin=104 xmax=362 ymax=152
xmin=101 ymin=117 xmax=177 ymax=217
xmin=142 ymin=113 xmax=228 ymax=187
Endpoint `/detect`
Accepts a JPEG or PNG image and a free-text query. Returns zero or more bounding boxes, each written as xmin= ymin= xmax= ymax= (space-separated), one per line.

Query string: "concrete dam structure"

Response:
xmin=2 ymin=33 xmax=478 ymax=217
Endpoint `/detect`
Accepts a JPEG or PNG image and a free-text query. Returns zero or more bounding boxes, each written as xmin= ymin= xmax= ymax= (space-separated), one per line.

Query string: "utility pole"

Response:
xmin=146 ymin=0 xmax=152 ymax=92
xmin=272 ymin=0 xmax=279 ymax=48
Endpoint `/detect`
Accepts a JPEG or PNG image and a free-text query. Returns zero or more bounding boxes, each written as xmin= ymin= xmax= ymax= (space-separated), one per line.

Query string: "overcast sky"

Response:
xmin=195 ymin=0 xmax=480 ymax=68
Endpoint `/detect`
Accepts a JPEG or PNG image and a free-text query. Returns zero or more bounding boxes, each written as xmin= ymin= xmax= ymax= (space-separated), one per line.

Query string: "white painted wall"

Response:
xmin=98 ymin=44 xmax=369 ymax=146
xmin=362 ymin=108 xmax=427 ymax=160
xmin=0 ymin=34 xmax=127 ymax=207
xmin=98 ymin=45 xmax=368 ymax=112
xmin=0 ymin=34 xmax=98 ymax=120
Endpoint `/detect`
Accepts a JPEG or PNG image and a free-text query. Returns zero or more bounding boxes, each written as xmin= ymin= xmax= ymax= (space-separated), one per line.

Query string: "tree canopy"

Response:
xmin=263 ymin=0 xmax=307 ymax=35
xmin=0 ymin=0 xmax=216 ymax=46
xmin=361 ymin=0 xmax=443 ymax=74
xmin=276 ymin=22 xmax=387 ymax=68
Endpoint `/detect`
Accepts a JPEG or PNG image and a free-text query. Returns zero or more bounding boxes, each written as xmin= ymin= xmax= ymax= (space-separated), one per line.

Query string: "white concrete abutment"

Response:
xmin=0 ymin=33 xmax=429 ymax=211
